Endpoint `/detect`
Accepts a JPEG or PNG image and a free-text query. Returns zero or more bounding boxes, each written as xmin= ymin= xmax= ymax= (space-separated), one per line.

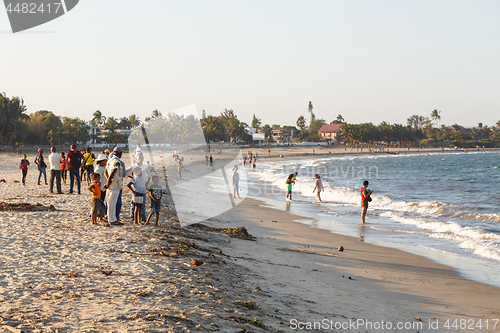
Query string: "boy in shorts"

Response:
xmin=127 ymin=167 xmax=144 ymax=225
xmin=146 ymin=175 xmax=162 ymax=226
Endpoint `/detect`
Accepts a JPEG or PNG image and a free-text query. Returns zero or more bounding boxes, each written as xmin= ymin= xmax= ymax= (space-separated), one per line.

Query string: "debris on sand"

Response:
xmin=0 ymin=202 xmax=56 ymax=212
xmin=191 ymin=260 xmax=204 ymax=266
xmin=192 ymin=224 xmax=256 ymax=241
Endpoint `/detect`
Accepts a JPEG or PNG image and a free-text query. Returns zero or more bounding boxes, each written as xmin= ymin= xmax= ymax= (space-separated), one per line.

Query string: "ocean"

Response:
xmin=247 ymin=150 xmax=500 ymax=287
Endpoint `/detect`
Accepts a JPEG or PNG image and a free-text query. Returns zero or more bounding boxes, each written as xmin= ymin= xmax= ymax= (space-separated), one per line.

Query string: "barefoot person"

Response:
xmin=88 ymin=173 xmax=104 ymax=225
xmin=285 ymin=172 xmax=298 ymax=201
xmin=19 ymin=154 xmax=30 ymax=186
xmin=104 ymin=147 xmax=125 ymax=226
xmin=146 ymin=175 xmax=162 ymax=226
xmin=361 ymin=180 xmax=373 ymax=224
xmin=60 ymin=152 xmax=68 ymax=185
xmin=313 ymin=174 xmax=323 ymax=202
xmin=127 ymin=167 xmax=144 ymax=225
xmin=232 ymin=165 xmax=241 ymax=199
xmin=34 ymin=148 xmax=47 ymax=185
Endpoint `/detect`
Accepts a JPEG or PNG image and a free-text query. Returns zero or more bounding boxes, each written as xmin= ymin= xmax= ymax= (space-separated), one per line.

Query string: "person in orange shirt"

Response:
xmin=88 ymin=173 xmax=104 ymax=225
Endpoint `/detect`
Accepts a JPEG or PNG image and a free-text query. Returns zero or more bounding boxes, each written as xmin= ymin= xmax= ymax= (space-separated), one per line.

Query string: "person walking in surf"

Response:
xmin=313 ymin=174 xmax=323 ymax=202
xmin=286 ymin=172 xmax=298 ymax=201
xmin=361 ymin=180 xmax=373 ymax=224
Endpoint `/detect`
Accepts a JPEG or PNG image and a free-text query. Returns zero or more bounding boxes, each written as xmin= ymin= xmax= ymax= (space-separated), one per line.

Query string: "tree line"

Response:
xmin=1 ymin=92 xmax=499 ymax=147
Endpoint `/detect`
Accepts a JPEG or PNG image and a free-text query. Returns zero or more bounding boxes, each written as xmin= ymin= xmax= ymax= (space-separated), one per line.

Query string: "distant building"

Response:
xmin=271 ymin=127 xmax=293 ymax=142
xmin=318 ymin=124 xmax=342 ymax=144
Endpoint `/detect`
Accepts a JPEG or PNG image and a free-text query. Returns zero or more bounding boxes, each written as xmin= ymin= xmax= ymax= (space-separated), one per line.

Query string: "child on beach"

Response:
xmin=19 ymin=154 xmax=30 ymax=185
xmin=286 ymin=172 xmax=298 ymax=201
xmin=313 ymin=174 xmax=323 ymax=202
xmin=88 ymin=173 xmax=104 ymax=225
xmin=146 ymin=175 xmax=162 ymax=226
xmin=127 ymin=167 xmax=145 ymax=225
xmin=361 ymin=180 xmax=373 ymax=224
xmin=60 ymin=152 xmax=68 ymax=185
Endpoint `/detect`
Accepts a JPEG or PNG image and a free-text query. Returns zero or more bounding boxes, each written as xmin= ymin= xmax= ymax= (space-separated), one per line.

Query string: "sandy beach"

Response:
xmin=1 ymin=150 xmax=500 ymax=332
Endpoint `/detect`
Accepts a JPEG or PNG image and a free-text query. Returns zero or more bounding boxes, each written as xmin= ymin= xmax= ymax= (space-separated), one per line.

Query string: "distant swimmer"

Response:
xmin=286 ymin=172 xmax=298 ymax=201
xmin=360 ymin=180 xmax=373 ymax=224
xmin=313 ymin=174 xmax=323 ymax=203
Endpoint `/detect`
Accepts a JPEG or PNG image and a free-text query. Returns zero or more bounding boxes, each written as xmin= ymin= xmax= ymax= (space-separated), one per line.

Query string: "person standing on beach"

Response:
xmin=104 ymin=147 xmax=125 ymax=226
xmin=252 ymin=156 xmax=256 ymax=171
xmin=286 ymin=172 xmax=298 ymax=201
xmin=19 ymin=154 xmax=29 ymax=186
xmin=313 ymin=174 xmax=323 ymax=202
xmin=88 ymin=173 xmax=104 ymax=225
xmin=94 ymin=154 xmax=108 ymax=205
xmin=176 ymin=156 xmax=183 ymax=179
xmin=129 ymin=152 xmax=149 ymax=222
xmin=361 ymin=180 xmax=372 ymax=224
xmin=146 ymin=175 xmax=162 ymax=226
xmin=209 ymin=155 xmax=213 ymax=166
xmin=60 ymin=152 xmax=68 ymax=185
xmin=67 ymin=144 xmax=84 ymax=194
xmin=83 ymin=148 xmax=95 ymax=186
xmin=205 ymin=154 xmax=208 ymax=165
xmin=232 ymin=165 xmax=241 ymax=199
xmin=34 ymin=148 xmax=48 ymax=185
xmin=48 ymin=147 xmax=62 ymax=194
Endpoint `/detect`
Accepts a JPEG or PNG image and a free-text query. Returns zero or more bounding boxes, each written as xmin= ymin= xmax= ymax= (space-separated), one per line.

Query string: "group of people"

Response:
xmin=20 ymin=145 xmax=163 ymax=227
xmin=284 ymin=172 xmax=373 ymax=224
xmin=242 ymin=152 xmax=257 ymax=171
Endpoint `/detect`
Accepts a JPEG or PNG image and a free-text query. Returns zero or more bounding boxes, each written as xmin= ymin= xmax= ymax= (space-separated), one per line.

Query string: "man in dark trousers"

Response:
xmin=67 ymin=144 xmax=84 ymax=194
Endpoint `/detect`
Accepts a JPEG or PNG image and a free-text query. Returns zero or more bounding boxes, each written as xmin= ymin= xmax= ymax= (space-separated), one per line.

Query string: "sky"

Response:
xmin=1 ymin=0 xmax=500 ymax=127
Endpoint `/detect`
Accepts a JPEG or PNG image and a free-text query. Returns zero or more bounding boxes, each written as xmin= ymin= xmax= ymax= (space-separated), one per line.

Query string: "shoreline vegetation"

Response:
xmin=1 ymin=150 xmax=500 ymax=332
xmin=1 ymin=93 xmax=499 ymax=150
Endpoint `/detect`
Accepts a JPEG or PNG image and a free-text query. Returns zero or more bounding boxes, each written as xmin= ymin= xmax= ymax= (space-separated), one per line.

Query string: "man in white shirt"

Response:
xmin=129 ymin=152 xmax=150 ymax=222
xmin=48 ymin=147 xmax=62 ymax=194
xmin=105 ymin=147 xmax=125 ymax=226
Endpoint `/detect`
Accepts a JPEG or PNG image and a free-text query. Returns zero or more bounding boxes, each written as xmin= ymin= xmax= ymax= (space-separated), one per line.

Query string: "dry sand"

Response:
xmin=1 ymin=150 xmax=499 ymax=332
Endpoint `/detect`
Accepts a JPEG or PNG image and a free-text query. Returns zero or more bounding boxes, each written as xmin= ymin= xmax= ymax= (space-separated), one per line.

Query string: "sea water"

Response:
xmin=247 ymin=150 xmax=500 ymax=287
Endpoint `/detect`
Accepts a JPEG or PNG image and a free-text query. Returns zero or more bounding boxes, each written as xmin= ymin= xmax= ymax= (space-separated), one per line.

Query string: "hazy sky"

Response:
xmin=1 ymin=0 xmax=499 ymax=127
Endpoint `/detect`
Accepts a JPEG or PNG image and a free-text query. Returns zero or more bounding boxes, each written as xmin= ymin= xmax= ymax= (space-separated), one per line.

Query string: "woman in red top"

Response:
xmin=361 ymin=180 xmax=372 ymax=224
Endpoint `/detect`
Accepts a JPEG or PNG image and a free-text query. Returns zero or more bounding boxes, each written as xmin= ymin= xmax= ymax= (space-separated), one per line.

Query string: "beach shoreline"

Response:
xmin=1 ymin=151 xmax=500 ymax=332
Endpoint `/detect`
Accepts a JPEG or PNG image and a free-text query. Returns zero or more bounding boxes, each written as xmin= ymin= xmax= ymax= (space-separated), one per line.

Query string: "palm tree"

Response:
xmin=496 ymin=120 xmax=500 ymax=129
xmin=221 ymin=109 xmax=236 ymax=119
xmin=308 ymin=101 xmax=315 ymax=122
xmin=104 ymin=117 xmax=117 ymax=132
xmin=251 ymin=114 xmax=262 ymax=130
xmin=261 ymin=124 xmax=273 ymax=139
xmin=128 ymin=114 xmax=141 ymax=128
xmin=145 ymin=110 xmax=162 ymax=122
xmin=92 ymin=110 xmax=106 ymax=128
xmin=431 ymin=109 xmax=441 ymax=128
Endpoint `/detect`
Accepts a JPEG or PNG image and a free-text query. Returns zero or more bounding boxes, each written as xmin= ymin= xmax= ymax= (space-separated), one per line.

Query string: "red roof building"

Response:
xmin=318 ymin=124 xmax=342 ymax=144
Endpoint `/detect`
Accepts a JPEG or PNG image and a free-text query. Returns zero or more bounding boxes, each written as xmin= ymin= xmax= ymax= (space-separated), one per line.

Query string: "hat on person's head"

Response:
xmin=37 ymin=148 xmax=43 ymax=153
xmin=113 ymin=147 xmax=123 ymax=153
xmin=96 ymin=154 xmax=108 ymax=162
xmin=104 ymin=149 xmax=110 ymax=153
